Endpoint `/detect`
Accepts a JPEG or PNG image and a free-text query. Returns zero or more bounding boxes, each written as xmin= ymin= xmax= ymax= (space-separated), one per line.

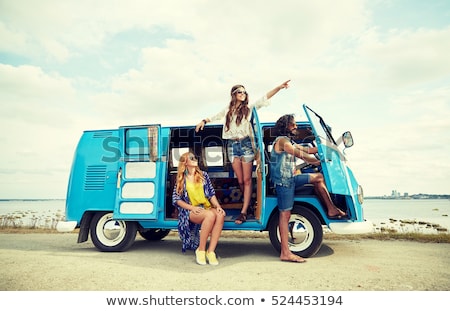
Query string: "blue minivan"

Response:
xmin=57 ymin=104 xmax=372 ymax=257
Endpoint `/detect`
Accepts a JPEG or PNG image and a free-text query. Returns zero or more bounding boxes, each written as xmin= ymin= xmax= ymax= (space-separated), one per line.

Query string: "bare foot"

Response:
xmin=328 ymin=208 xmax=347 ymax=218
xmin=280 ymin=253 xmax=306 ymax=263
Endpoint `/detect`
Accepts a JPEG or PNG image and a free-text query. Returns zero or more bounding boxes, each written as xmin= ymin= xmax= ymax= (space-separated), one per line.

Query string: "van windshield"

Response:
xmin=304 ymin=105 xmax=336 ymax=145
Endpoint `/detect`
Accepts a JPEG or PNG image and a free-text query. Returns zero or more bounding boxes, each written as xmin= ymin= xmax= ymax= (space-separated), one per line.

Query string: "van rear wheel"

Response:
xmin=90 ymin=212 xmax=137 ymax=252
xmin=268 ymin=206 xmax=323 ymax=258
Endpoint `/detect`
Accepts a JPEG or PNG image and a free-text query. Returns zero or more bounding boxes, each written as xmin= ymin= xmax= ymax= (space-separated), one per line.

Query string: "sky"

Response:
xmin=0 ymin=0 xmax=449 ymax=199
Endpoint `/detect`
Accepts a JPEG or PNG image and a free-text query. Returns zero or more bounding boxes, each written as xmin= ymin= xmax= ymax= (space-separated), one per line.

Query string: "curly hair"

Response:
xmin=273 ymin=114 xmax=295 ymax=136
xmin=224 ymin=84 xmax=250 ymax=132
xmin=175 ymin=152 xmax=205 ymax=195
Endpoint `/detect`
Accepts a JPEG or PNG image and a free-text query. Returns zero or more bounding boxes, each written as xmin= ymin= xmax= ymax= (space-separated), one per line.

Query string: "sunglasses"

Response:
xmin=188 ymin=155 xmax=197 ymax=161
xmin=233 ymin=88 xmax=247 ymax=95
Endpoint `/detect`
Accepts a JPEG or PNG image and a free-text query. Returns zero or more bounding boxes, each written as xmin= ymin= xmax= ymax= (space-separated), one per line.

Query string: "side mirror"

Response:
xmin=342 ymin=131 xmax=354 ymax=148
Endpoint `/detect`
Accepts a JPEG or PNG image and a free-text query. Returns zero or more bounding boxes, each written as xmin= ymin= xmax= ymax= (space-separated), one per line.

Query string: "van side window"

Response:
xmin=125 ymin=128 xmax=149 ymax=157
xmin=204 ymin=146 xmax=223 ymax=167
xmin=124 ymin=126 xmax=159 ymax=162
xmin=171 ymin=147 xmax=189 ymax=170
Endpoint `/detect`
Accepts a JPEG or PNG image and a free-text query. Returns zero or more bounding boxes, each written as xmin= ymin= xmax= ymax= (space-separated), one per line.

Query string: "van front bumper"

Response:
xmin=328 ymin=220 xmax=373 ymax=234
xmin=56 ymin=221 xmax=77 ymax=233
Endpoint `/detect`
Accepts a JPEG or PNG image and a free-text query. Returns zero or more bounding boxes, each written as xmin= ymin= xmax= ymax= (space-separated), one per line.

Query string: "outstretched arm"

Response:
xmin=266 ymin=80 xmax=291 ymax=99
xmin=196 ymin=80 xmax=290 ymax=132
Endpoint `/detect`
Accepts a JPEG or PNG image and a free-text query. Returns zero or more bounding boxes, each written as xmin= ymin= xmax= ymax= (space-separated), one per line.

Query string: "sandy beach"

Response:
xmin=0 ymin=232 xmax=449 ymax=291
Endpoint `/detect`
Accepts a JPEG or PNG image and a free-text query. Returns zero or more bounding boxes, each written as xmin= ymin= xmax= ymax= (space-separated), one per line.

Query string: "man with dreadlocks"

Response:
xmin=270 ymin=114 xmax=347 ymax=263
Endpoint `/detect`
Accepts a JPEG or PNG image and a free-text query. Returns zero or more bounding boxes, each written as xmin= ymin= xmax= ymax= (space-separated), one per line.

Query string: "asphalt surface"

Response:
xmin=0 ymin=232 xmax=449 ymax=291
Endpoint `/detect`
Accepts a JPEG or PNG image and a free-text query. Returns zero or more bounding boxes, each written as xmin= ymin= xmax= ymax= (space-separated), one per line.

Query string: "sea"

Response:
xmin=0 ymin=198 xmax=449 ymax=234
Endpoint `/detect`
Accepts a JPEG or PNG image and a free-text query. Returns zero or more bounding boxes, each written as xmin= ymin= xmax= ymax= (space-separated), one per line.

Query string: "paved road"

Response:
xmin=0 ymin=232 xmax=449 ymax=291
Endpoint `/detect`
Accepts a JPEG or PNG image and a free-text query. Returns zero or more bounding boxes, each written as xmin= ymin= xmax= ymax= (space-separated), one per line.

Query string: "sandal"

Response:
xmin=234 ymin=213 xmax=247 ymax=225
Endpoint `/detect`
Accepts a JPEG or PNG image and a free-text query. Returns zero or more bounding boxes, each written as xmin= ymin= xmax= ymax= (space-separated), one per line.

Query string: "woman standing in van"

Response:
xmin=196 ymin=80 xmax=290 ymax=224
xmin=172 ymin=152 xmax=226 ymax=265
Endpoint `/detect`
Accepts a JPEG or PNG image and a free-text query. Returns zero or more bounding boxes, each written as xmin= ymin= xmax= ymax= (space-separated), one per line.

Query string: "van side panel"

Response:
xmin=65 ymin=130 xmax=120 ymax=224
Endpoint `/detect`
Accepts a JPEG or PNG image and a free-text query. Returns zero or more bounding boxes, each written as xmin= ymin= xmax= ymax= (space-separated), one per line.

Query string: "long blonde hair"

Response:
xmin=175 ymin=152 xmax=205 ymax=195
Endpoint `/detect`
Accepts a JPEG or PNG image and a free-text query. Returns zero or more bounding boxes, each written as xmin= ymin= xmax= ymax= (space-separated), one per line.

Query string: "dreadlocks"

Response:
xmin=273 ymin=114 xmax=295 ymax=137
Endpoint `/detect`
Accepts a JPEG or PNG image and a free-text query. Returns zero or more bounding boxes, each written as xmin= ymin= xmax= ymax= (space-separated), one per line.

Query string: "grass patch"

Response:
xmin=324 ymin=232 xmax=450 ymax=243
xmin=0 ymin=227 xmax=60 ymax=234
xmin=0 ymin=227 xmax=80 ymax=234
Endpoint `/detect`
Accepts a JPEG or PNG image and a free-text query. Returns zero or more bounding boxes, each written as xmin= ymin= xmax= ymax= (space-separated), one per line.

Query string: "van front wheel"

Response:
xmin=90 ymin=212 xmax=137 ymax=252
xmin=268 ymin=206 xmax=323 ymax=258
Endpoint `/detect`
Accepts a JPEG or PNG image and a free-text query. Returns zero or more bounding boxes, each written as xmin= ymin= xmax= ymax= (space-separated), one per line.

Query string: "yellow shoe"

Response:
xmin=195 ymin=249 xmax=206 ymax=265
xmin=206 ymin=251 xmax=219 ymax=265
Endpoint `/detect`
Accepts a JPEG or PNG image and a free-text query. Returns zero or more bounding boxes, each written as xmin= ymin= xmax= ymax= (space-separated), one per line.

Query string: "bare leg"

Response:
xmin=207 ymin=209 xmax=225 ymax=253
xmin=241 ymin=160 xmax=253 ymax=214
xmin=309 ymin=173 xmax=346 ymax=217
xmin=232 ymin=157 xmax=244 ymax=194
xmin=232 ymin=158 xmax=253 ymax=215
xmin=232 ymin=158 xmax=246 ymax=224
xmin=189 ymin=209 xmax=214 ymax=251
xmin=279 ymin=210 xmax=306 ymax=262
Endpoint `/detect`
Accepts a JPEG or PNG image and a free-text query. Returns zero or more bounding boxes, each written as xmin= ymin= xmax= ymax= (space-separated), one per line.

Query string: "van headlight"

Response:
xmin=357 ymin=185 xmax=364 ymax=204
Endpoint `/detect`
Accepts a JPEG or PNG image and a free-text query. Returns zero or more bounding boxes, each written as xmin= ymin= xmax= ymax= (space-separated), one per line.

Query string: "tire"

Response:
xmin=268 ymin=206 xmax=323 ymax=258
xmin=139 ymin=229 xmax=171 ymax=241
xmin=90 ymin=212 xmax=137 ymax=252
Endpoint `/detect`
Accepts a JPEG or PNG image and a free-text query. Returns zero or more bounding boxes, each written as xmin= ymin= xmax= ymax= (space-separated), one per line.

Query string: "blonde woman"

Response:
xmin=172 ymin=152 xmax=226 ymax=265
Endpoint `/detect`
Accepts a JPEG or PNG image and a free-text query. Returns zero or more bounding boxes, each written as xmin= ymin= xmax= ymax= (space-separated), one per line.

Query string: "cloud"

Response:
xmin=356 ymin=27 xmax=450 ymax=87
xmin=0 ymin=0 xmax=449 ymax=198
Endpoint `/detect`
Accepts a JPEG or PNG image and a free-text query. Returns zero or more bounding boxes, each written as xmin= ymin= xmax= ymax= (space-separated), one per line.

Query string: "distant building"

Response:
xmin=391 ymin=190 xmax=400 ymax=198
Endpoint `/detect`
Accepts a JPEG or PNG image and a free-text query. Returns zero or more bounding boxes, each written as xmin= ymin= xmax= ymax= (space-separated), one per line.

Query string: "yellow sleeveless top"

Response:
xmin=186 ymin=180 xmax=211 ymax=209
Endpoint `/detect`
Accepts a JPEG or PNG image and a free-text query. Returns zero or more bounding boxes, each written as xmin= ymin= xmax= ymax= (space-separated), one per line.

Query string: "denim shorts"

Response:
xmin=275 ymin=174 xmax=310 ymax=211
xmin=227 ymin=136 xmax=255 ymax=163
